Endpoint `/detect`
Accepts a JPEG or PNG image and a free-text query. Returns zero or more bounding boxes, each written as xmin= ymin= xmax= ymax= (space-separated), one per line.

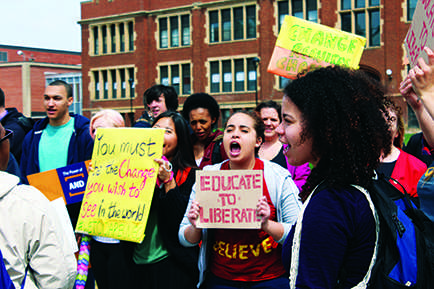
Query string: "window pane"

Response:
xmin=119 ymin=23 xmax=125 ymax=52
xmin=182 ymin=64 xmax=191 ymax=95
xmin=247 ymin=58 xmax=257 ymax=91
xmin=111 ymin=70 xmax=117 ymax=99
xmin=171 ymin=65 xmax=180 ymax=95
xmin=341 ymin=13 xmax=351 ymax=32
xmin=355 ymin=0 xmax=365 ymax=8
xmin=234 ymin=59 xmax=244 ymax=91
xmin=128 ymin=67 xmax=135 ymax=98
xmin=341 ymin=0 xmax=351 ymax=10
xmin=210 ymin=61 xmax=220 ymax=93
xmin=110 ymin=24 xmax=116 ymax=52
xmin=292 ymin=0 xmax=303 ymax=19
xmin=408 ymin=0 xmax=417 ymax=21
xmin=234 ymin=7 xmax=243 ymax=40
xmin=278 ymin=1 xmax=289 ymax=31
xmin=355 ymin=12 xmax=366 ymax=37
xmin=160 ymin=18 xmax=168 ymax=48
xmin=369 ymin=10 xmax=380 ymax=46
xmin=222 ymin=60 xmax=232 ymax=92
xmin=222 ymin=9 xmax=231 ymax=41
xmin=128 ymin=21 xmax=134 ymax=51
xmin=0 ymin=51 xmax=7 ymax=62
xmin=120 ymin=69 xmax=126 ymax=98
xmin=307 ymin=0 xmax=318 ymax=22
xmin=93 ymin=27 xmax=99 ymax=55
xmin=160 ymin=66 xmax=169 ymax=86
xmin=279 ymin=76 xmax=291 ymax=89
xmin=94 ymin=71 xmax=100 ymax=99
xmin=102 ymin=70 xmax=108 ymax=99
xmin=181 ymin=15 xmax=190 ymax=46
xmin=170 ymin=16 xmax=179 ymax=47
xmin=210 ymin=11 xmax=219 ymax=43
xmin=102 ymin=25 xmax=107 ymax=54
xmin=369 ymin=0 xmax=380 ymax=6
xmin=246 ymin=5 xmax=256 ymax=38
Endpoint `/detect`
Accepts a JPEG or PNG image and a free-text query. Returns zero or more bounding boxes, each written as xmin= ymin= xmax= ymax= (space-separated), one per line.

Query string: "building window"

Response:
xmin=277 ymin=0 xmax=318 ymax=31
xmin=128 ymin=22 xmax=134 ymax=51
xmin=209 ymin=57 xmax=257 ymax=93
xmin=91 ymin=67 xmax=135 ymax=100
xmin=90 ymin=20 xmax=134 ymax=56
xmin=209 ymin=4 xmax=256 ymax=43
xmin=407 ymin=0 xmax=417 ymax=21
xmin=158 ymin=14 xmax=190 ymax=49
xmin=0 ymin=51 xmax=7 ymax=62
xmin=339 ymin=0 xmax=380 ymax=47
xmin=93 ymin=26 xmax=99 ymax=55
xmin=159 ymin=63 xmax=191 ymax=96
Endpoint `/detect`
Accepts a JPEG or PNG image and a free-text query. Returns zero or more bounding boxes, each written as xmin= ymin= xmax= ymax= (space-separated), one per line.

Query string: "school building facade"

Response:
xmin=80 ymin=0 xmax=417 ymax=127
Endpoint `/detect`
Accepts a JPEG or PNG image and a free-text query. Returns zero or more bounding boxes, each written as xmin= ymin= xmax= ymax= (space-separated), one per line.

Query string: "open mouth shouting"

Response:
xmin=229 ymin=140 xmax=241 ymax=157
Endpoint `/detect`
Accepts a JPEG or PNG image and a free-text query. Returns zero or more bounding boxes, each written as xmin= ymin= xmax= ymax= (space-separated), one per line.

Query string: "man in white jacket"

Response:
xmin=0 ymin=123 xmax=77 ymax=288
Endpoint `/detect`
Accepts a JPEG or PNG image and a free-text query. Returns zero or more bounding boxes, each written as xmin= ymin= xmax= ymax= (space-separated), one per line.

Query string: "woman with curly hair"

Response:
xmin=276 ymin=66 xmax=391 ymax=288
xmin=182 ymin=93 xmax=228 ymax=169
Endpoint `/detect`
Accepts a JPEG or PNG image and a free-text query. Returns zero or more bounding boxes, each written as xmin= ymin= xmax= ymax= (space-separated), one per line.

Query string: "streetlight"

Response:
xmin=252 ymin=57 xmax=260 ymax=105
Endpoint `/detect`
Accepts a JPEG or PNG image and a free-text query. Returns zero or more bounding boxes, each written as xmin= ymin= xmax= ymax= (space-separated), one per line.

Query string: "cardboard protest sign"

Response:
xmin=268 ymin=46 xmax=330 ymax=79
xmin=196 ymin=170 xmax=263 ymax=229
xmin=405 ymin=0 xmax=434 ymax=68
xmin=75 ymin=128 xmax=164 ymax=243
xmin=28 ymin=160 xmax=91 ymax=204
xmin=268 ymin=15 xmax=366 ymax=78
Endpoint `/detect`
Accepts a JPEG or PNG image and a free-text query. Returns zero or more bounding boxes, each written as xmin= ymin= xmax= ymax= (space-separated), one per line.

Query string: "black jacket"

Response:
xmin=0 ymin=108 xmax=28 ymax=162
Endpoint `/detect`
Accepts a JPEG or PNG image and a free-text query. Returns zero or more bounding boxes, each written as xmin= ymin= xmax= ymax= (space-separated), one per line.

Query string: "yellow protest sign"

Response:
xmin=276 ymin=16 xmax=366 ymax=69
xmin=196 ymin=170 xmax=262 ymax=229
xmin=267 ymin=46 xmax=330 ymax=79
xmin=75 ymin=128 xmax=164 ymax=243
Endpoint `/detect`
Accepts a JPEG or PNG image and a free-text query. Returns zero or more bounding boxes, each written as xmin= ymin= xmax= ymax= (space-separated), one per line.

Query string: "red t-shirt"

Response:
xmin=209 ymin=159 xmax=286 ymax=281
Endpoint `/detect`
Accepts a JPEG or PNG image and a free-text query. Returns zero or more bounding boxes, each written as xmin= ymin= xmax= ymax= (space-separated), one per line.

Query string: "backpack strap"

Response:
xmin=349 ymin=185 xmax=380 ymax=289
xmin=289 ymin=184 xmax=379 ymax=289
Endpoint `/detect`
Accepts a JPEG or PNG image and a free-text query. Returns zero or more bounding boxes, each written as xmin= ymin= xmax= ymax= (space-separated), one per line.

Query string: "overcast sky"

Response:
xmin=0 ymin=0 xmax=84 ymax=52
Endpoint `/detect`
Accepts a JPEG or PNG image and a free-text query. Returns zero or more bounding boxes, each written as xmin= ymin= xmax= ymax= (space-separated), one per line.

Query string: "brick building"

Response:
xmin=80 ymin=0 xmax=417 ymax=127
xmin=0 ymin=44 xmax=81 ymax=118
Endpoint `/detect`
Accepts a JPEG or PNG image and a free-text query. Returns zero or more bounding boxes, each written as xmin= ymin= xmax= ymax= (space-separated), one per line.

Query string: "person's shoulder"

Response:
xmin=400 ymin=149 xmax=427 ymax=170
xmin=203 ymin=161 xmax=225 ymax=171
xmin=263 ymin=158 xmax=290 ymax=177
xmin=71 ymin=114 xmax=90 ymax=127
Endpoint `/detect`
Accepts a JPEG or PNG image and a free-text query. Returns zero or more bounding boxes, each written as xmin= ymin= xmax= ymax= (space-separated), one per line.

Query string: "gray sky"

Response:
xmin=0 ymin=0 xmax=83 ymax=52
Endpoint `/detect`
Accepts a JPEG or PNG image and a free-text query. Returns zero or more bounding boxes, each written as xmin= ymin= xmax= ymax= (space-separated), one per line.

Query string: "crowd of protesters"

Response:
xmin=1 ymin=47 xmax=434 ymax=288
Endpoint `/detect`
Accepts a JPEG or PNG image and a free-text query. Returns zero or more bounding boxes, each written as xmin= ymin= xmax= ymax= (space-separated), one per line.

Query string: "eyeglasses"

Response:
xmin=0 ymin=129 xmax=13 ymax=144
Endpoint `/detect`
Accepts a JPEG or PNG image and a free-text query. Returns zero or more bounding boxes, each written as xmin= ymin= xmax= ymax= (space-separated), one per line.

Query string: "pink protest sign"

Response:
xmin=405 ymin=0 xmax=434 ymax=67
xmin=267 ymin=46 xmax=330 ymax=79
xmin=196 ymin=170 xmax=263 ymax=229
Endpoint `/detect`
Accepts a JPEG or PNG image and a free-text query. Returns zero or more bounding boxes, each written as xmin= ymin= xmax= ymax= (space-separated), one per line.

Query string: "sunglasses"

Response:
xmin=0 ymin=129 xmax=13 ymax=144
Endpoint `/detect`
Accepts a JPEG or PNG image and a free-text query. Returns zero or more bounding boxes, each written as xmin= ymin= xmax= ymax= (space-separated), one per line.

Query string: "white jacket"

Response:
xmin=0 ymin=172 xmax=77 ymax=289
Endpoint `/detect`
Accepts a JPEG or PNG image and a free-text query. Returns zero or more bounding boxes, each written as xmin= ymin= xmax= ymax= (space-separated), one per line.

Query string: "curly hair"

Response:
xmin=383 ymin=97 xmax=405 ymax=148
xmin=181 ymin=93 xmax=220 ymax=126
xmin=283 ymin=66 xmax=391 ymax=201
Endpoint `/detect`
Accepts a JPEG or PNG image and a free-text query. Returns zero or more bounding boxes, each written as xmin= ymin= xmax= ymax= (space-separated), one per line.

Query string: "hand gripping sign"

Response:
xmin=75 ymin=128 xmax=164 ymax=243
xmin=268 ymin=15 xmax=367 ymax=79
xmin=196 ymin=170 xmax=263 ymax=229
